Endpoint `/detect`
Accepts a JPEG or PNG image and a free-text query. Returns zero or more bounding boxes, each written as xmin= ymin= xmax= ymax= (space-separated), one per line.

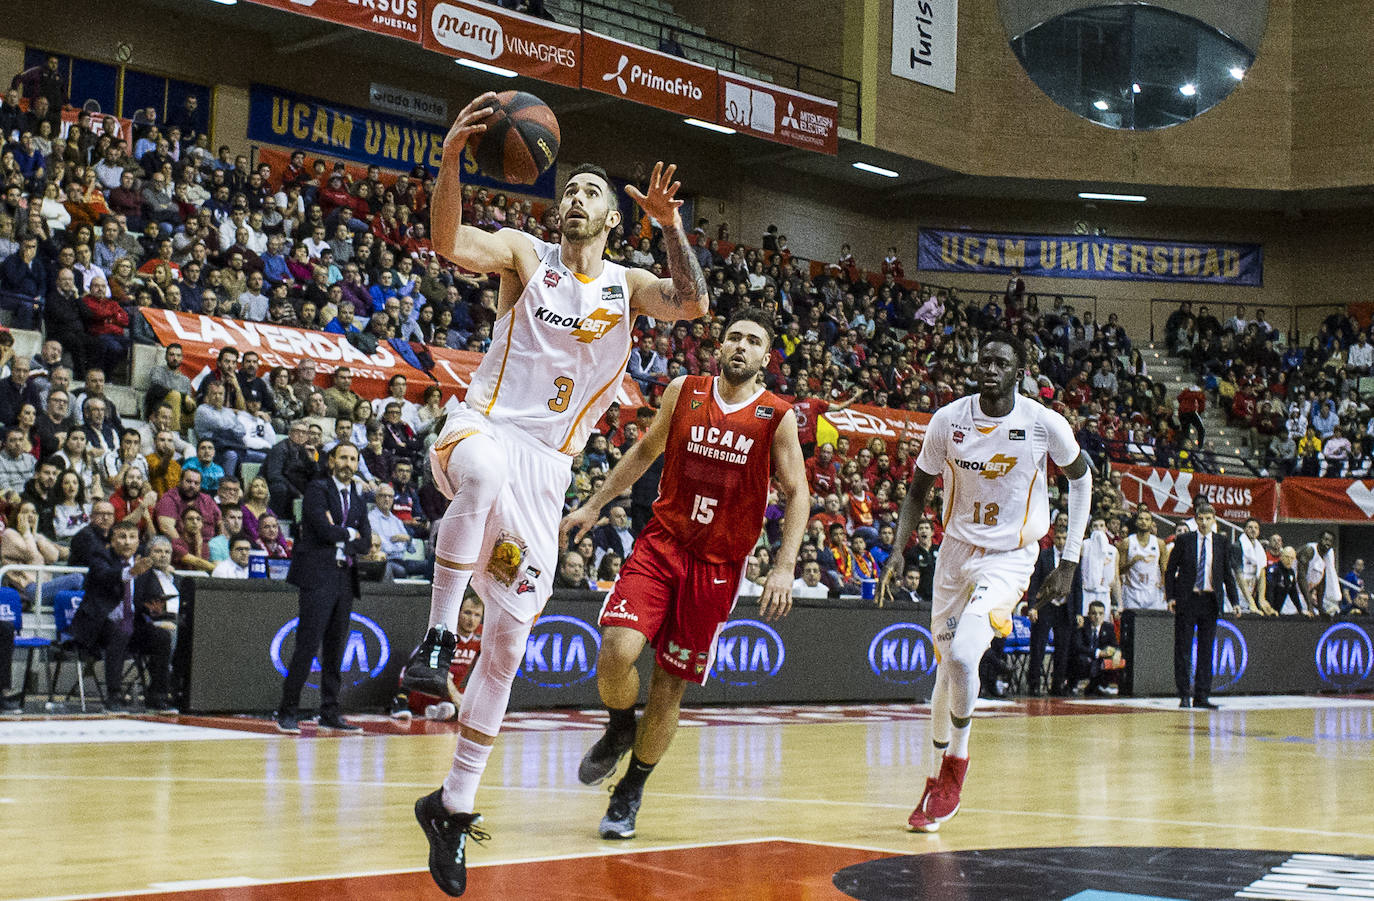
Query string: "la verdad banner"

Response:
xmin=142 ymin=309 xmax=644 ymax=411
xmin=817 ymin=402 xmax=932 ymax=451
xmin=917 ymin=228 xmax=1263 ymax=286
xmin=1113 ymin=463 xmax=1278 ymax=523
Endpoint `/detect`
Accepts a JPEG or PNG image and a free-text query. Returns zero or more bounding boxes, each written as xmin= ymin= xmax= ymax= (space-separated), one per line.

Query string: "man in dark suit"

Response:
xmin=68 ymin=499 xmax=115 ymax=568
xmin=276 ymin=441 xmax=371 ymax=734
xmin=1027 ymin=523 xmax=1083 ymax=696
xmin=590 ymin=504 xmax=636 ymax=563
xmin=264 ymin=420 xmax=319 ymax=519
xmin=1069 ymin=600 xmax=1122 ymax=695
xmin=1164 ymin=502 xmax=1239 ymax=709
xmin=70 ymin=521 xmax=176 ymax=714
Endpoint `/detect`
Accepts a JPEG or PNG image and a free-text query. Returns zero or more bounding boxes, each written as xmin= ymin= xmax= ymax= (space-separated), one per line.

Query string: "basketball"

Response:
xmin=468 ymin=91 xmax=560 ymax=186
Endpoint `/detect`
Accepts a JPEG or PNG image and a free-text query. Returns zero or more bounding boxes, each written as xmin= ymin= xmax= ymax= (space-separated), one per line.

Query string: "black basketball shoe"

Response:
xmin=599 ymin=784 xmax=642 ymax=840
xmin=578 ymin=723 xmax=636 ymax=785
xmin=414 ymin=788 xmax=489 ymax=897
xmin=401 ymin=626 xmax=457 ymax=697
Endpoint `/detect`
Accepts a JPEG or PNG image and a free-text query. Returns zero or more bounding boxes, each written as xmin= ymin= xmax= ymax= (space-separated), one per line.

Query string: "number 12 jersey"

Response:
xmin=915 ymin=393 xmax=1081 ymax=552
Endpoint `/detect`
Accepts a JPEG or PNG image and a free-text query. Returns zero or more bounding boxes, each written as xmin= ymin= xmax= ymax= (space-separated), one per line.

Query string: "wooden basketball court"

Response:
xmin=2 ymin=697 xmax=1371 ymax=900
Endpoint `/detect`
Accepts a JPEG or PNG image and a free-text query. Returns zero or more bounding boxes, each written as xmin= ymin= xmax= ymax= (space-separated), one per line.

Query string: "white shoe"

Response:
xmin=426 ymin=702 xmax=457 ymax=721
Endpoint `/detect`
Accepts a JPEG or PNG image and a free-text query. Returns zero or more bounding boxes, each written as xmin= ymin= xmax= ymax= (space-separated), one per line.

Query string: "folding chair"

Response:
xmin=0 ymin=587 xmax=50 ymax=709
xmin=49 ymin=590 xmax=101 ymax=712
xmin=1004 ymin=615 xmax=1032 ymax=693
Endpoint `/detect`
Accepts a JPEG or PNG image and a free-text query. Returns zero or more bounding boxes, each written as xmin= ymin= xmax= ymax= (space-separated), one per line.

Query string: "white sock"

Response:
xmin=928 ymin=670 xmax=952 ymax=778
xmin=428 ymin=564 xmax=474 ymax=631
xmin=948 ymin=713 xmax=972 ymax=759
xmin=441 ymin=736 xmax=494 ymax=814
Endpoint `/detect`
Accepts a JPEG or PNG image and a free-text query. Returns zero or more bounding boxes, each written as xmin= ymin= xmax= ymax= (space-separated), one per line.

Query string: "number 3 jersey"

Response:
xmin=652 ymin=375 xmax=790 ymax=564
xmin=464 ymin=229 xmax=634 ymax=455
xmin=916 ymin=393 xmax=1081 ymax=552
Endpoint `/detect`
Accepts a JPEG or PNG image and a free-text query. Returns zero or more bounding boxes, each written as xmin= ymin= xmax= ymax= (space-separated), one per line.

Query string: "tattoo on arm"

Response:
xmin=660 ymin=223 xmax=708 ymax=313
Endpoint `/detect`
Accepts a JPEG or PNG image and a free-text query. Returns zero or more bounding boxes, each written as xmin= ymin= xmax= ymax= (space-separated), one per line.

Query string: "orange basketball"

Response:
xmin=469 ymin=91 xmax=560 ymax=186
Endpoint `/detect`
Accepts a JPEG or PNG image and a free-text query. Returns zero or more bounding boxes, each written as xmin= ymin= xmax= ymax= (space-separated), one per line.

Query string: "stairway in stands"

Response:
xmin=1144 ymin=343 xmax=1261 ymax=475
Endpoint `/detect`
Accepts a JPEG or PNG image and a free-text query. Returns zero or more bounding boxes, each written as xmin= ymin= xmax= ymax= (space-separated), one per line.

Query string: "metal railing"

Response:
xmin=2 ymin=562 xmax=210 ymax=640
xmin=554 ymin=0 xmax=860 ymax=134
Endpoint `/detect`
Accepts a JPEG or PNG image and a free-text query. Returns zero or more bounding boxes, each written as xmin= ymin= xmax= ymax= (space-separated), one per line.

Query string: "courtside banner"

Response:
xmin=422 ymin=0 xmax=580 ymax=88
xmin=244 ymin=0 xmax=421 ymax=44
xmin=916 ymin=228 xmax=1264 ymax=286
xmin=1278 ymin=477 xmax=1374 ymax=522
xmin=247 ymin=84 xmax=558 ymax=197
xmin=1113 ymin=463 xmax=1278 ymax=523
xmin=718 ymin=71 xmax=839 ymax=155
xmin=819 ymin=403 xmax=932 ymax=450
xmin=581 ymin=31 xmax=716 ymax=120
xmin=142 ymin=309 xmax=645 ymax=408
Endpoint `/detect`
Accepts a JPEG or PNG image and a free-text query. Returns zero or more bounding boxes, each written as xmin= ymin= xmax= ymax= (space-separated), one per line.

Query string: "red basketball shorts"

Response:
xmin=599 ymin=519 xmax=745 ymax=685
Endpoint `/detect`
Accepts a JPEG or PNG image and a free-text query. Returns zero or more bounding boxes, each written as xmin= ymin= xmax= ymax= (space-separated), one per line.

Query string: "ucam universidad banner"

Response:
xmin=917 ymin=228 xmax=1263 ymax=286
xmin=247 ymin=84 xmax=558 ymax=198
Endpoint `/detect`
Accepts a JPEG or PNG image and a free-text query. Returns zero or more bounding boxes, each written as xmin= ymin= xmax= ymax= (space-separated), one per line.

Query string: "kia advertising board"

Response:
xmin=1122 ymin=611 xmax=1374 ymax=696
xmin=422 ymin=0 xmax=580 ymax=88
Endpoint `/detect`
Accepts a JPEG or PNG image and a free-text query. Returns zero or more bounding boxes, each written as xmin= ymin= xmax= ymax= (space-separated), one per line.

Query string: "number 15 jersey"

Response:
xmin=916 ymin=393 xmax=1080 ymax=552
xmin=652 ymin=375 xmax=790 ymax=564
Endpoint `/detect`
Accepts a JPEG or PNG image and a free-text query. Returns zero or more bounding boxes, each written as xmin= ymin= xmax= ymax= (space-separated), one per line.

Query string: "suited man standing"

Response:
xmin=1164 ymin=502 xmax=1239 ymax=709
xmin=1027 ymin=523 xmax=1083 ymax=696
xmin=276 ymin=442 xmax=372 ymax=734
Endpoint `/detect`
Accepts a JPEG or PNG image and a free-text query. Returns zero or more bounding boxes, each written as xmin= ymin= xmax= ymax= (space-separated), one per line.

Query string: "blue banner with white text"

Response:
xmin=246 ymin=83 xmax=557 ymax=198
xmin=917 ymin=228 xmax=1263 ymax=286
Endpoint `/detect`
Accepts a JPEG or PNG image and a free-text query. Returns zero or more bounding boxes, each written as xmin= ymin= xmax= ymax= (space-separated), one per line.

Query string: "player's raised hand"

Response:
xmin=559 ymin=504 xmax=599 ymax=550
xmin=626 ymin=161 xmax=684 ymax=228
xmin=758 ymin=570 xmax=793 ymax=623
xmin=876 ymin=554 xmax=902 ymax=608
xmin=443 ymin=91 xmax=499 ymax=155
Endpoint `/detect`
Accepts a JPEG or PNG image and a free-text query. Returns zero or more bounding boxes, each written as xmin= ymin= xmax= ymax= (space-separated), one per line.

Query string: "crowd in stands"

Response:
xmin=0 ymin=55 xmax=1368 ymax=677
xmin=1163 ymin=301 xmax=1374 ymax=479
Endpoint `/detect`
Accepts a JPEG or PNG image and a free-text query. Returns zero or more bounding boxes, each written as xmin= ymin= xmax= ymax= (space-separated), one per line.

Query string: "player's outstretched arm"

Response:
xmin=1035 ymin=452 xmax=1092 ymax=608
xmin=626 ymin=162 xmax=709 ymax=323
xmin=877 ymin=467 xmax=937 ymax=608
xmin=432 ymin=92 xmax=538 ymax=280
xmin=760 ymin=410 xmax=808 ymax=623
xmin=560 ymin=377 xmax=685 ymax=548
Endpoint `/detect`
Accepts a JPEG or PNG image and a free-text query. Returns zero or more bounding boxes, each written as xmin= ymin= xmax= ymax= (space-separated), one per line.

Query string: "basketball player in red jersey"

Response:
xmin=560 ymin=307 xmax=810 ymax=840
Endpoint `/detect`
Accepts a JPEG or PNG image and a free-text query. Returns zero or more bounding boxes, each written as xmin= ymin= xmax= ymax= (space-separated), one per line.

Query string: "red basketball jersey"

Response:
xmin=652 ymin=375 xmax=790 ymax=564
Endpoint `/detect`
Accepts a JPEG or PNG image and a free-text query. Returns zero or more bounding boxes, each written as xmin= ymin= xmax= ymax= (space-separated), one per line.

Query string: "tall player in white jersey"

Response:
xmin=1120 ymin=508 xmax=1168 ymax=611
xmin=408 ymin=93 xmax=709 ymax=897
xmin=878 ymin=331 xmax=1092 ymax=833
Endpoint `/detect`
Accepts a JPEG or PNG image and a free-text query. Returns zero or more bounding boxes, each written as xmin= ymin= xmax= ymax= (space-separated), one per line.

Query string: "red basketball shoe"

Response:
xmin=907 ymin=777 xmax=938 ymax=831
xmin=911 ymin=756 xmax=968 ymax=833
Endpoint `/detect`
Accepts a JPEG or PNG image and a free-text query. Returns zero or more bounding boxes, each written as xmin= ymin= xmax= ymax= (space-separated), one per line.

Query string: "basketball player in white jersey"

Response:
xmin=408 ymin=92 xmax=709 ymax=897
xmin=1298 ymin=529 xmax=1341 ymax=616
xmin=1119 ymin=508 xmax=1168 ymax=611
xmin=1235 ymin=518 xmax=1271 ymax=615
xmin=878 ymin=331 xmax=1092 ymax=833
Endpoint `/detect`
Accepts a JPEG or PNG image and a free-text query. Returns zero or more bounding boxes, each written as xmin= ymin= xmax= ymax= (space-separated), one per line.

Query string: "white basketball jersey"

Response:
xmin=1123 ymin=533 xmax=1162 ymax=593
xmin=916 ymin=393 xmax=1080 ymax=552
xmin=466 ymin=230 xmax=634 ymax=455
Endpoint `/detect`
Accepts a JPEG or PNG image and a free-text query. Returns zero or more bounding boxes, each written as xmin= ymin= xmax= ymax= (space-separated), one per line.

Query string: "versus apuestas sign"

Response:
xmin=245 ymin=0 xmax=422 ymax=43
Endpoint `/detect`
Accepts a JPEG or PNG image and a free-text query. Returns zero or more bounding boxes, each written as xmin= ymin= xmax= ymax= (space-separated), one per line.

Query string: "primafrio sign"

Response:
xmin=891 ymin=0 xmax=957 ymax=94
xmin=581 ymin=30 xmax=717 ymax=121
